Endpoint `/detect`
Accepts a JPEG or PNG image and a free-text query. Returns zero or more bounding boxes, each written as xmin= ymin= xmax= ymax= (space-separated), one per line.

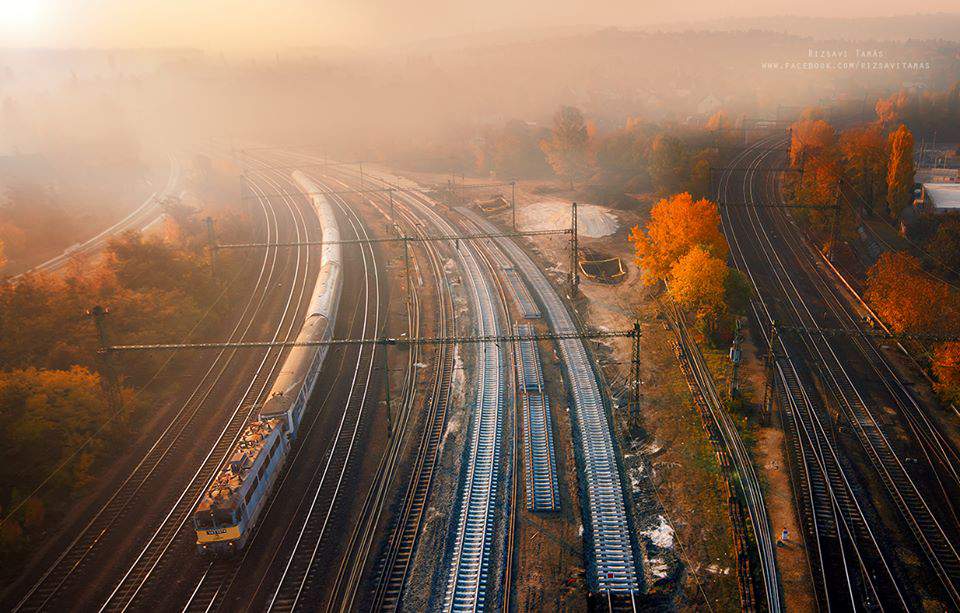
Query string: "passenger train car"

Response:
xmin=192 ymin=172 xmax=343 ymax=553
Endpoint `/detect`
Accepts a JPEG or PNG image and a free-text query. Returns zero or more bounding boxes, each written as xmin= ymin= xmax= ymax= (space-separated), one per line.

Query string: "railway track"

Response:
xmin=11 ymin=155 xmax=181 ymax=281
xmin=176 ymin=160 xmax=402 ymax=612
xmin=514 ymin=323 xmax=560 ymax=512
xmin=719 ymin=134 xmax=960 ymax=608
xmin=368 ymin=194 xmax=456 ymax=610
xmin=664 ymin=300 xmax=781 ymax=611
xmin=261 ymin=177 xmax=382 ymax=613
xmin=318 ymin=173 xmax=439 ymax=613
xmin=753 ymin=151 xmax=960 ymax=605
xmin=461 ymin=209 xmax=640 ymax=603
xmin=7 ymin=164 xmax=308 ymax=612
xmin=94 ymin=168 xmax=319 ymax=612
xmin=722 ymin=138 xmax=907 ymax=609
xmin=389 ymin=187 xmax=507 ymax=612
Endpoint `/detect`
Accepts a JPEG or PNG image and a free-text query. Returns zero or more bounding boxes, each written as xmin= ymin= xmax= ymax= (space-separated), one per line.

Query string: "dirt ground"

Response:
xmin=511 ymin=329 xmax=588 ymax=611
xmin=739 ymin=333 xmax=816 ymax=612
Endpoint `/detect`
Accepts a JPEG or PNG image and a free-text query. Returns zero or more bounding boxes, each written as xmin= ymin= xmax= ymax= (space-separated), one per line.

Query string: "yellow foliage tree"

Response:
xmin=629 ymin=193 xmax=728 ymax=285
xmin=668 ymin=246 xmax=729 ymax=327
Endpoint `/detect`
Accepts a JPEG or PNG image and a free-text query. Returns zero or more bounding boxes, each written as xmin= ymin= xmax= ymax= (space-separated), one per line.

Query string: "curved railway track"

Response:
xmin=178 ymin=163 xmax=393 ymax=612
xmin=664 ymin=300 xmax=780 ymax=612
xmin=721 ymin=134 xmax=960 ymax=609
xmin=367 ymin=192 xmax=456 ymax=612
xmin=94 ymin=168 xmax=319 ymax=612
xmin=722 ymin=137 xmax=908 ymax=609
xmin=259 ymin=178 xmax=382 ymax=613
xmin=7 ymin=164 xmax=309 ymax=613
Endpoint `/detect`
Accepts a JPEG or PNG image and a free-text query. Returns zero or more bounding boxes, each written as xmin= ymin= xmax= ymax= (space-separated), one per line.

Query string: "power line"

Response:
xmin=239 ymin=182 xmax=514 ymax=201
xmin=776 ymin=323 xmax=960 ymax=343
xmin=214 ymin=228 xmax=571 ymax=250
xmin=102 ymin=328 xmax=638 ymax=353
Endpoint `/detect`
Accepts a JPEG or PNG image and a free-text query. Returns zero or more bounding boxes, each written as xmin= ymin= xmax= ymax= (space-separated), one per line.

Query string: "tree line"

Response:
xmin=473 ymin=106 xmax=743 ymax=206
xmin=0 ymin=160 xmax=251 ymax=564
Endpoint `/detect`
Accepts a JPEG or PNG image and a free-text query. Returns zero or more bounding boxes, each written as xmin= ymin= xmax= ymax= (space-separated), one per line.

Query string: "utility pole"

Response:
xmin=88 ymin=306 xmax=123 ymax=418
xmin=388 ymin=188 xmax=395 ymax=222
xmin=728 ymin=320 xmax=743 ymax=400
xmin=403 ymin=236 xmax=411 ymax=307
xmin=570 ymin=202 xmax=579 ymax=293
xmin=630 ymin=321 xmax=642 ymax=418
xmin=359 ymin=161 xmax=364 ymax=191
xmin=205 ymin=216 xmax=217 ymax=278
xmin=511 ymin=180 xmax=517 ymax=231
xmin=762 ymin=321 xmax=779 ymax=421
xmin=829 ymin=183 xmax=842 ymax=263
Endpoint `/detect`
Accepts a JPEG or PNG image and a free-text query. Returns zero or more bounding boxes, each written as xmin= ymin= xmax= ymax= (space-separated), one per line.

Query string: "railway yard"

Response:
xmin=4 ymin=128 xmax=960 ymax=613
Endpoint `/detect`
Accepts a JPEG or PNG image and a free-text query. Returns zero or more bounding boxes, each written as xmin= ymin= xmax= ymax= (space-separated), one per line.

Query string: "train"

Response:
xmin=191 ymin=171 xmax=343 ymax=554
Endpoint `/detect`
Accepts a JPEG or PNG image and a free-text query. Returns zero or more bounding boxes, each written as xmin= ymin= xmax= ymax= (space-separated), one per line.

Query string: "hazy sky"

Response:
xmin=2 ymin=0 xmax=959 ymax=52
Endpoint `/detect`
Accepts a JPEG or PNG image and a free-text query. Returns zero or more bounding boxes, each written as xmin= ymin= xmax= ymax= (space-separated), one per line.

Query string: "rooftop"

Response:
xmin=924 ymin=182 xmax=960 ymax=210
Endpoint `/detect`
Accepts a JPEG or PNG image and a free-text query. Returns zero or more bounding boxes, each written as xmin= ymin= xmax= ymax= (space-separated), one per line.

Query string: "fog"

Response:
xmin=1 ymin=6 xmax=959 ymax=270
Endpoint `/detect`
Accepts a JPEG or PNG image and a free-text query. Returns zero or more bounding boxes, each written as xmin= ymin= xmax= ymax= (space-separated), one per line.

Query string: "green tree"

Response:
xmin=540 ymin=106 xmax=592 ymax=188
xmin=648 ymin=134 xmax=689 ymax=195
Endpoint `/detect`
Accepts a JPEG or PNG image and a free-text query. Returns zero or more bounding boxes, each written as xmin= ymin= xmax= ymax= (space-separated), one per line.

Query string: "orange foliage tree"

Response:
xmin=629 ymin=192 xmax=728 ymax=285
xmin=790 ymin=119 xmax=837 ymax=168
xmin=886 ymin=124 xmax=915 ymax=219
xmin=932 ymin=342 xmax=960 ymax=405
xmin=668 ymin=245 xmax=729 ymax=327
xmin=790 ymin=118 xmax=844 ymax=233
xmin=840 ymin=124 xmax=888 ymax=212
xmin=865 ymin=251 xmax=954 ymax=334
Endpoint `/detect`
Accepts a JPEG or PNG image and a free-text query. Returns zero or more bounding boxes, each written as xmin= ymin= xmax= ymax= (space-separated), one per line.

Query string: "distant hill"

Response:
xmin=639 ymin=13 xmax=960 ymax=43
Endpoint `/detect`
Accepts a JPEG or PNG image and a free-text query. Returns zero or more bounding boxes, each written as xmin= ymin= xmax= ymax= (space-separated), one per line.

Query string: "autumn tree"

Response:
xmin=932 ymin=342 xmax=960 ymax=405
xmin=540 ymin=106 xmax=593 ymax=188
xmin=928 ymin=218 xmax=960 ymax=274
xmin=840 ymin=124 xmax=888 ymax=212
xmin=0 ymin=367 xmax=120 ymax=515
xmin=669 ymin=246 xmax=729 ymax=328
xmin=790 ymin=119 xmax=837 ymax=168
xmin=886 ymin=124 xmax=915 ymax=219
xmin=865 ymin=251 xmax=955 ymax=334
xmin=875 ymin=90 xmax=909 ymax=127
xmin=629 ymin=193 xmax=728 ymax=285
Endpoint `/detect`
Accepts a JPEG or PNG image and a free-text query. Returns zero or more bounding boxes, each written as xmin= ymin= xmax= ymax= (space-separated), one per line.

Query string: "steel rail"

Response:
xmin=748 ymin=149 xmax=960 ymax=605
xmin=9 ymin=160 xmax=280 ymax=613
xmin=96 ymin=167 xmax=317 ymax=612
xmin=214 ymin=228 xmax=570 ymax=249
xmin=461 ymin=209 xmax=640 ymax=600
xmin=721 ymin=136 xmax=912 ymax=608
xmin=264 ymin=176 xmax=382 ymax=612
